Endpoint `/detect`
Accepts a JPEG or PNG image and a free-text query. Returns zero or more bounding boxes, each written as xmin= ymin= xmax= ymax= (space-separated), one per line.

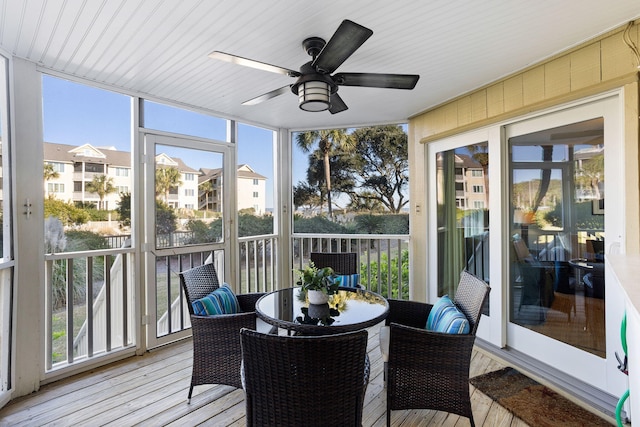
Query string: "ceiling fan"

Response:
xmin=209 ymin=19 xmax=420 ymax=114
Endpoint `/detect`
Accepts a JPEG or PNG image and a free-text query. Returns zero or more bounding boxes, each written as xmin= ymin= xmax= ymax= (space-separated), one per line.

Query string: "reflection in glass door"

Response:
xmin=435 ymin=142 xmax=490 ymax=301
xmin=509 ymin=118 xmax=605 ymax=357
xmin=145 ymin=134 xmax=230 ymax=347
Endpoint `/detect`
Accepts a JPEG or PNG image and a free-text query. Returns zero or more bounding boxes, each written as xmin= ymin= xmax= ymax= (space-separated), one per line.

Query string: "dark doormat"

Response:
xmin=470 ymin=367 xmax=613 ymax=426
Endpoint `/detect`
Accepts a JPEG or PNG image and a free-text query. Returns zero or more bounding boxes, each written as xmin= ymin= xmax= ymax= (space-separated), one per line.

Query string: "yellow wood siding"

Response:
xmin=413 ymin=21 xmax=640 ymax=142
xmin=544 ymin=55 xmax=571 ymax=98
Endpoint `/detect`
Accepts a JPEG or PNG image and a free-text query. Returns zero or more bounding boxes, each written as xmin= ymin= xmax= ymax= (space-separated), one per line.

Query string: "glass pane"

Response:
xmin=237 ymin=124 xmax=275 ymax=293
xmin=153 ymin=144 xmax=224 ymax=337
xmin=42 ymin=76 xmax=132 ymax=249
xmin=291 ymin=125 xmax=410 ymax=233
xmin=143 ymin=100 xmax=227 ymax=141
xmin=237 ymin=124 xmax=274 ymax=226
xmin=42 ymin=75 xmax=133 ymax=366
xmin=290 ymin=125 xmax=411 ymax=298
xmin=509 ymin=118 xmax=605 ymax=357
xmin=436 ymin=142 xmax=490 ymax=301
xmin=154 ymin=144 xmax=224 ymax=249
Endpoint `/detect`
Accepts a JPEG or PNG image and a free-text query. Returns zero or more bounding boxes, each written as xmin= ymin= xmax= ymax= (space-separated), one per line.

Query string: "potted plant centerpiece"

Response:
xmin=296 ymin=261 xmax=339 ymax=305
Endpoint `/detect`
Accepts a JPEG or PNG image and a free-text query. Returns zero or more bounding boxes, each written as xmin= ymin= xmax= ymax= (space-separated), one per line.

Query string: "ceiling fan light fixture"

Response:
xmin=298 ymin=80 xmax=331 ymax=112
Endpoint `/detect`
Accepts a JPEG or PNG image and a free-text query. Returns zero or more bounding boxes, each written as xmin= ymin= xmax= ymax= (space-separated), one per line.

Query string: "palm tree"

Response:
xmin=466 ymin=143 xmax=489 ymax=207
xmin=155 ymin=166 xmax=183 ymax=203
xmin=199 ymin=180 xmax=214 ymax=215
xmin=85 ymin=174 xmax=116 ymax=210
xmin=44 ymin=163 xmax=60 ymax=181
xmin=296 ymin=129 xmax=352 ymax=218
xmin=43 ymin=163 xmax=60 ymax=196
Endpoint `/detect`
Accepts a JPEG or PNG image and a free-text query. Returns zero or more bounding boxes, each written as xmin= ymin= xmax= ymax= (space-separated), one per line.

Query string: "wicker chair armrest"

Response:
xmin=388 ymin=322 xmax=477 ymax=368
xmin=386 ymin=299 xmax=433 ymax=329
xmin=237 ymin=292 xmax=266 ymax=312
xmin=191 ymin=311 xmax=257 ymax=330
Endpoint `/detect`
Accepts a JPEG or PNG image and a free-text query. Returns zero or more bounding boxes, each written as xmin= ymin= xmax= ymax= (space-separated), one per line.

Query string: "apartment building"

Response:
xmin=44 ymin=142 xmax=266 ymax=213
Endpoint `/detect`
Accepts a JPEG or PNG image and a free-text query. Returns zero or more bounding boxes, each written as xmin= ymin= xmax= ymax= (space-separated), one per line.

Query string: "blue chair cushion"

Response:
xmin=425 ymin=295 xmax=470 ymax=334
xmin=192 ymin=283 xmax=240 ymax=316
xmin=335 ymin=273 xmax=360 ymax=288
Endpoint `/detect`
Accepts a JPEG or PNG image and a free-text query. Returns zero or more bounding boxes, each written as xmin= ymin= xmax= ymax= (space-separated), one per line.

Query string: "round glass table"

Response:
xmin=256 ymin=287 xmax=389 ymax=335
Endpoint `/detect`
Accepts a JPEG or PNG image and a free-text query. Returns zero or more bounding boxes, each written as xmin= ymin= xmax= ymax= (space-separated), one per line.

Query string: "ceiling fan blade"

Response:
xmin=312 ymin=20 xmax=373 ymax=74
xmin=242 ymin=85 xmax=291 ymax=105
xmin=209 ymin=51 xmax=300 ymax=77
xmin=333 ymin=73 xmax=420 ymax=89
xmin=329 ymin=93 xmax=348 ymax=114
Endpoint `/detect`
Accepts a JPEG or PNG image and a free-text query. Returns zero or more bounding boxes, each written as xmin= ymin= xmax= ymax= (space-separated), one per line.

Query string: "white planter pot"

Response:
xmin=307 ymin=289 xmax=329 ymax=305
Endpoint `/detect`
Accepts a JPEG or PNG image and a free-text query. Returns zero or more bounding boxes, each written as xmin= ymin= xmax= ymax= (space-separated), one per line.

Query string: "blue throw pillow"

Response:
xmin=425 ymin=295 xmax=470 ymax=334
xmin=215 ymin=283 xmax=240 ymax=314
xmin=335 ymin=273 xmax=360 ymax=288
xmin=192 ymin=292 xmax=225 ymax=316
xmin=192 ymin=283 xmax=240 ymax=316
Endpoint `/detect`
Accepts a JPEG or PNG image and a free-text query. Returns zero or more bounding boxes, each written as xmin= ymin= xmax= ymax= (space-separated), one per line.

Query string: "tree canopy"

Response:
xmin=85 ymin=174 xmax=116 ymax=210
xmin=346 ymin=125 xmax=409 ymax=213
xmin=294 ymin=125 xmax=409 ymax=215
xmin=155 ymin=166 xmax=182 ymax=202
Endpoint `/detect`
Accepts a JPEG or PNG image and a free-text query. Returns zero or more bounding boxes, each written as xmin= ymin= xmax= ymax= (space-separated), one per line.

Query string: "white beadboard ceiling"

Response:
xmin=0 ymin=0 xmax=639 ymax=130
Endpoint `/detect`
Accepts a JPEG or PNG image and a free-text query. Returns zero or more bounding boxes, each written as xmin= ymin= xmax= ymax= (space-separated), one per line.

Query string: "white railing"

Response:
xmin=238 ymin=234 xmax=278 ymax=294
xmin=72 ymin=249 xmax=134 ymax=358
xmin=47 ymin=232 xmax=410 ymax=371
xmin=155 ymin=249 xmax=225 ymax=337
xmin=292 ymin=233 xmax=410 ymax=299
xmin=44 ymin=246 xmax=135 ymax=371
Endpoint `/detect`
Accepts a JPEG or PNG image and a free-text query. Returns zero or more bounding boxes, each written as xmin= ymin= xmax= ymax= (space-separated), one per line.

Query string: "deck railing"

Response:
xmin=44 ymin=246 xmax=135 ymax=371
xmin=45 ymin=232 xmax=410 ymax=372
xmin=238 ymin=234 xmax=277 ymax=294
xmin=292 ymin=233 xmax=410 ymax=299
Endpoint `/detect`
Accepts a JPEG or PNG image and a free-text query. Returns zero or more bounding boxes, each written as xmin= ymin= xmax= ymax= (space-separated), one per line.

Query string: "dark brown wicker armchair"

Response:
xmin=310 ymin=252 xmax=358 ymax=274
xmin=381 ymin=270 xmax=490 ymax=427
xmin=240 ymin=328 xmax=370 ymax=427
xmin=179 ymin=263 xmax=265 ymax=402
xmin=310 ymin=252 xmax=360 ymax=287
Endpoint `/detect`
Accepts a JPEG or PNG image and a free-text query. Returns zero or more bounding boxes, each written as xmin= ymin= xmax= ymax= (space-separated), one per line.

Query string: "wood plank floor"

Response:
xmin=0 ymin=323 xmax=593 ymax=426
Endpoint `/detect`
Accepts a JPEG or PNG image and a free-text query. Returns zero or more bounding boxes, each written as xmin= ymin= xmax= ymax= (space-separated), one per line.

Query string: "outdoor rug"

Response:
xmin=470 ymin=367 xmax=613 ymax=426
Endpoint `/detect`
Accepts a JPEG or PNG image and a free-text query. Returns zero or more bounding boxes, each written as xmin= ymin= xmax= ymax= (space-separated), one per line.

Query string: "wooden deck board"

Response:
xmin=0 ymin=323 xmax=532 ymax=427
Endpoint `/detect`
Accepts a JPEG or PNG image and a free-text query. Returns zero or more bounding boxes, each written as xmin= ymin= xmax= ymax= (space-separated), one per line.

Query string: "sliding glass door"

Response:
xmin=505 ymin=96 xmax=625 ymax=392
xmin=428 ymin=94 xmax=626 ymax=395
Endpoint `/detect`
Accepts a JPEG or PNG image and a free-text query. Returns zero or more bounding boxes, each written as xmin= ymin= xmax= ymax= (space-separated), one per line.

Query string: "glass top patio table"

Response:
xmin=255 ymin=287 xmax=389 ymax=335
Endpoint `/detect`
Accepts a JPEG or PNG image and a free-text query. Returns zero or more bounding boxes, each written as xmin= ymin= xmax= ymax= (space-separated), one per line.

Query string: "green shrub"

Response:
xmin=156 ymin=200 xmax=177 ymax=235
xmin=293 ymin=215 xmax=350 ymax=234
xmin=44 ymin=197 xmax=90 ymax=225
xmin=361 ymin=249 xmax=409 ymax=299
xmin=185 ymin=219 xmax=221 ymax=244
xmin=238 ymin=213 xmax=273 ymax=237
xmin=50 ymin=229 xmax=110 ymax=310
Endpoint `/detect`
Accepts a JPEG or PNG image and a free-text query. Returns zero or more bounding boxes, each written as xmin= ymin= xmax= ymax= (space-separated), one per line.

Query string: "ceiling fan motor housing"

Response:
xmin=302 ymin=37 xmax=326 ymax=59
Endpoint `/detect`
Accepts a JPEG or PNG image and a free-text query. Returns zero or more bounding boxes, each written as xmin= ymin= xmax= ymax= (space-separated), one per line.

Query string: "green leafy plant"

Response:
xmin=295 ymin=261 xmax=339 ymax=295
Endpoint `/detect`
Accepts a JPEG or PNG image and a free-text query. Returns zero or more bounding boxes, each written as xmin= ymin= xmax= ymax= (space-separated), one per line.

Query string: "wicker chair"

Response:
xmin=310 ymin=252 xmax=358 ymax=274
xmin=310 ymin=252 xmax=361 ymax=288
xmin=240 ymin=328 xmax=370 ymax=427
xmin=381 ymin=270 xmax=490 ymax=426
xmin=179 ymin=263 xmax=265 ymax=402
